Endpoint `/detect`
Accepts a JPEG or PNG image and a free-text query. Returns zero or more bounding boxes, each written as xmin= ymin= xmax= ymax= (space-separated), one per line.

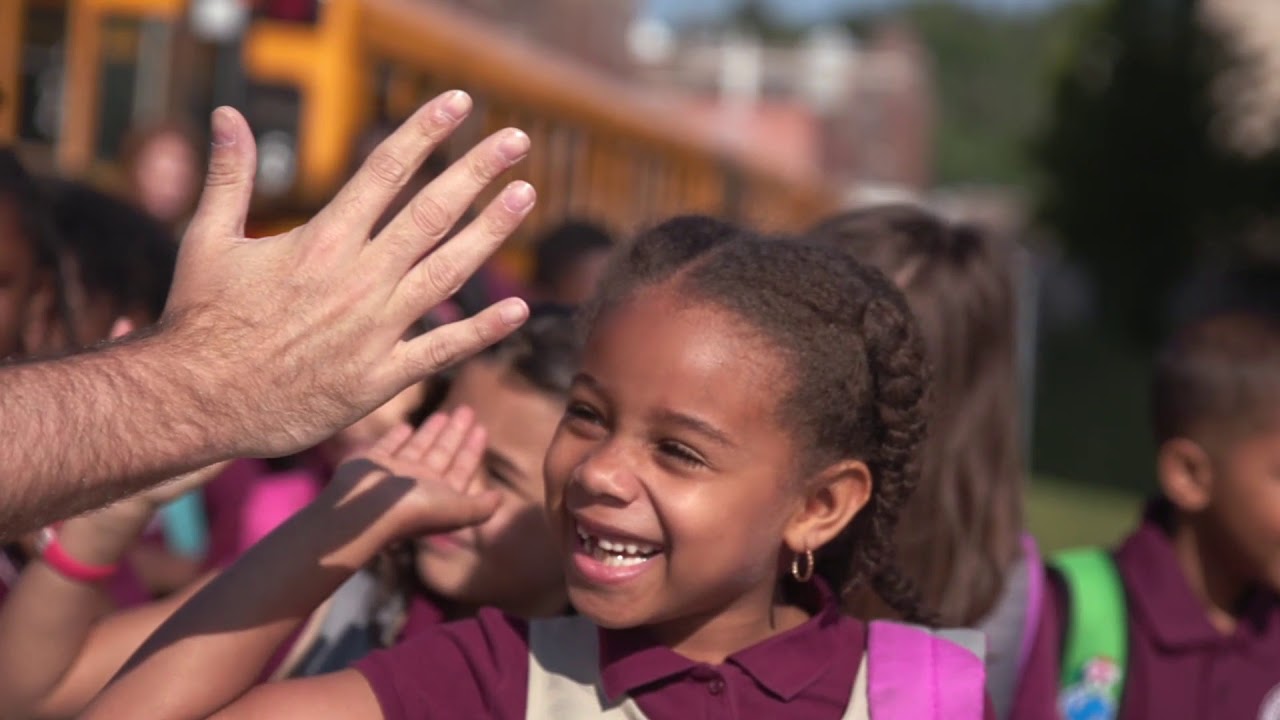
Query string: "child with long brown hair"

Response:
xmin=810 ymin=204 xmax=1033 ymax=719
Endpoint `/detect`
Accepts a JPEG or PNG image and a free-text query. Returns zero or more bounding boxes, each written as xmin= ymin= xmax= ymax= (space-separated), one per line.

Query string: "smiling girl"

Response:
xmin=86 ymin=217 xmax=990 ymax=719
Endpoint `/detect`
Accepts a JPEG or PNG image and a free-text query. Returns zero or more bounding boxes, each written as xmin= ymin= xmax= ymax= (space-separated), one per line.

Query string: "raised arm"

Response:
xmin=84 ymin=409 xmax=496 ymax=720
xmin=0 ymin=91 xmax=534 ymax=537
xmin=0 ymin=461 xmax=223 ymax=719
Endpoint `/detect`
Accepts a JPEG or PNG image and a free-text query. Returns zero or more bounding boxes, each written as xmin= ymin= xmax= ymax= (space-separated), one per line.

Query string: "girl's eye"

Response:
xmin=658 ymin=440 xmax=707 ymax=469
xmin=565 ymin=402 xmax=603 ymax=426
xmin=485 ymin=466 xmax=513 ymax=489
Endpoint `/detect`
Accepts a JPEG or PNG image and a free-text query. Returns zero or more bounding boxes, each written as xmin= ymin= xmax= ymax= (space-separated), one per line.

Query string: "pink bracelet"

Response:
xmin=36 ymin=527 xmax=119 ymax=583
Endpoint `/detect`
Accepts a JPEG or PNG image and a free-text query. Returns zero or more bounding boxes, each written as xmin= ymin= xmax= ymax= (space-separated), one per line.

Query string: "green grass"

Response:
xmin=1026 ymin=477 xmax=1143 ymax=553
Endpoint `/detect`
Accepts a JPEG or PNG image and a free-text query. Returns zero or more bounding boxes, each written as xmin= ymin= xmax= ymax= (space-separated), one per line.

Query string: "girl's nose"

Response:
xmin=571 ymin=439 xmax=640 ymax=506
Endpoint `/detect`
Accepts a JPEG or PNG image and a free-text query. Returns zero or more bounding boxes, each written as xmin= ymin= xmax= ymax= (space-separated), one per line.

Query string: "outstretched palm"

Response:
xmin=332 ymin=407 xmax=497 ymax=540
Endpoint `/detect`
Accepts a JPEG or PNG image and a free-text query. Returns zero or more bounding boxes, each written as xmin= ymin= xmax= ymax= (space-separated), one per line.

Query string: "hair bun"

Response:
xmin=944 ymin=223 xmax=984 ymax=262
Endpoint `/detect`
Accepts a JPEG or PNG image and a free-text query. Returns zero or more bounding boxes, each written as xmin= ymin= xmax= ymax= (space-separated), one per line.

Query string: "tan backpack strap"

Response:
xmin=526 ymin=617 xmax=648 ymax=719
xmin=840 ymin=653 xmax=871 ymax=720
xmin=269 ymin=596 xmax=334 ymax=681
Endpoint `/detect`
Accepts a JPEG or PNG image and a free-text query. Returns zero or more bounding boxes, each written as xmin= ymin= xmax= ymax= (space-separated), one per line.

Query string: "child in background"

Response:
xmin=810 ymin=205 xmax=1034 ymax=719
xmin=86 ymin=216 xmax=991 ymax=719
xmin=530 ymin=219 xmax=614 ymax=306
xmin=43 ymin=179 xmax=176 ymax=348
xmin=0 ymin=149 xmax=64 ymax=363
xmin=278 ymin=306 xmax=578 ymax=676
xmin=119 ymin=121 xmax=202 ymax=233
xmin=0 ymin=310 xmax=579 ymax=718
xmin=1012 ymin=280 xmax=1280 ymax=720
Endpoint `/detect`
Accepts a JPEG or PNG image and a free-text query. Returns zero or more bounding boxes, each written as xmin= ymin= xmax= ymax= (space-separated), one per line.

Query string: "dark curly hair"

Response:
xmin=45 ymin=179 xmax=177 ymax=331
xmin=582 ymin=215 xmax=934 ymax=622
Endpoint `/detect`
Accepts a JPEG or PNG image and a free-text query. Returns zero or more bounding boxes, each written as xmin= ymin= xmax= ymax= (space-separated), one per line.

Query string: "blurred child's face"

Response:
xmin=134 ymin=132 xmax=198 ymax=224
xmin=414 ymin=359 xmax=566 ymax=615
xmin=543 ymin=284 xmax=808 ymax=633
xmin=0 ymin=200 xmax=52 ymax=359
xmin=1203 ymin=422 xmax=1280 ymax=592
xmin=553 ymin=250 xmax=611 ymax=306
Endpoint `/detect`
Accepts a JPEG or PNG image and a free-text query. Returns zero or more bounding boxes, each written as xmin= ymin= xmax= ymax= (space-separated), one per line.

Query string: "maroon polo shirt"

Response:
xmin=356 ymin=581 xmax=877 ymax=720
xmin=396 ymin=594 xmax=449 ymax=641
xmin=1011 ymin=503 xmax=1280 ymax=720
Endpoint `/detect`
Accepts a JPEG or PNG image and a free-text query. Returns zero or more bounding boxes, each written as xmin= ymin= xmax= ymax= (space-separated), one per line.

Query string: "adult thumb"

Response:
xmin=188 ymin=107 xmax=257 ymax=241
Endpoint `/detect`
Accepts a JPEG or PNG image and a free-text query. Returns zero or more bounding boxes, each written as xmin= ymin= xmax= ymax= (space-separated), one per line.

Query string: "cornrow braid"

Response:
xmin=583 ymin=215 xmax=933 ymax=623
xmin=837 ymin=295 xmax=934 ymax=623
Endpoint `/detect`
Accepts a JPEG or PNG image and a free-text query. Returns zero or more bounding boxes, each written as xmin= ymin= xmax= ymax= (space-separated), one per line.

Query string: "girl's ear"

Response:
xmin=1157 ymin=437 xmax=1213 ymax=512
xmin=783 ymin=460 xmax=873 ymax=555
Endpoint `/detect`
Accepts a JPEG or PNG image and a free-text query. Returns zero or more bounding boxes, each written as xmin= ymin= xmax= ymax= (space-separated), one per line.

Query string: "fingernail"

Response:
xmin=441 ymin=90 xmax=472 ymax=121
xmin=498 ymin=129 xmax=530 ymax=162
xmin=211 ymin=107 xmax=236 ymax=147
xmin=502 ymin=181 xmax=536 ymax=212
xmin=499 ymin=300 xmax=529 ymax=326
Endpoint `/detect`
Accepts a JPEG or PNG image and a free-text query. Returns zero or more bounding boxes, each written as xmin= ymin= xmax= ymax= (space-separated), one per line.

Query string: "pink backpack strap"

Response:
xmin=1017 ymin=532 xmax=1045 ymax=676
xmin=868 ymin=620 xmax=987 ymax=719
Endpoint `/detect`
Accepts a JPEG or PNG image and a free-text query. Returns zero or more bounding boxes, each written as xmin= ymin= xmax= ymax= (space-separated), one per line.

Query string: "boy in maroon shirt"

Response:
xmin=1013 ymin=302 xmax=1280 ymax=720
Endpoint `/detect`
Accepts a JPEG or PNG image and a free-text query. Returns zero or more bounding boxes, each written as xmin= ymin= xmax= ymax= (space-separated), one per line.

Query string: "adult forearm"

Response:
xmin=0 ymin=332 xmax=226 ymax=537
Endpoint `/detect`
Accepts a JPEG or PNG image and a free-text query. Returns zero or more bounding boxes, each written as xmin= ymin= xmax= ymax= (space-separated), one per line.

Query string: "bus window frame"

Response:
xmin=59 ymin=0 xmax=184 ymax=174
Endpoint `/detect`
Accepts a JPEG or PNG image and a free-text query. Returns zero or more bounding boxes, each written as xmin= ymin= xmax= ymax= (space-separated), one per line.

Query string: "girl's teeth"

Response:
xmin=577 ymin=525 xmax=660 ymax=561
xmin=591 ymin=544 xmax=652 ymax=567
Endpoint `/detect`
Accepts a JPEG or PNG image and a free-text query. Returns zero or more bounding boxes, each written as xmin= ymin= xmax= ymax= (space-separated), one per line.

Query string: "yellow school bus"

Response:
xmin=0 ymin=0 xmax=835 ymax=274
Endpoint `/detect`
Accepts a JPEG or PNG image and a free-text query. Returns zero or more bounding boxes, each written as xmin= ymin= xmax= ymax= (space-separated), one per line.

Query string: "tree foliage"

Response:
xmin=1034 ymin=0 xmax=1280 ymax=344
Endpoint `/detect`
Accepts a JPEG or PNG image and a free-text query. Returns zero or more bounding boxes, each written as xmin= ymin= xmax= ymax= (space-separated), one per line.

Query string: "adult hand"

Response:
xmin=327 ymin=407 xmax=496 ymax=542
xmin=162 ymin=90 xmax=533 ymax=459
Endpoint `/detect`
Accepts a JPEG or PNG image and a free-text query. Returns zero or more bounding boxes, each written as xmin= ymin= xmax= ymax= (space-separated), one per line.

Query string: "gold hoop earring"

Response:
xmin=791 ymin=548 xmax=815 ymax=583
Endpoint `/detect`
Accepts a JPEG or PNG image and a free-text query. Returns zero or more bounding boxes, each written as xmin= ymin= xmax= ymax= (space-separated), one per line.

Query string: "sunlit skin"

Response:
xmin=413 ymin=359 xmax=567 ymax=618
xmin=543 ymin=282 xmax=871 ymax=664
xmin=1165 ymin=420 xmax=1280 ymax=634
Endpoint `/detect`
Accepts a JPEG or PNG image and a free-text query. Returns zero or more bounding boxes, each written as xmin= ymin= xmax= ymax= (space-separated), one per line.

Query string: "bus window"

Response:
xmin=16 ymin=4 xmax=68 ymax=150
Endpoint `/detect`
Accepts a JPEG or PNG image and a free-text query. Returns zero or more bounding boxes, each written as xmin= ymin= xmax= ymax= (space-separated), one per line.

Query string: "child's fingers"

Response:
xmin=445 ymin=426 xmax=487 ymax=493
xmin=423 ymin=489 xmax=501 ymax=531
xmin=369 ymin=423 xmax=415 ymax=459
xmin=423 ymin=406 xmax=475 ymax=474
xmin=400 ymin=412 xmax=449 ymax=462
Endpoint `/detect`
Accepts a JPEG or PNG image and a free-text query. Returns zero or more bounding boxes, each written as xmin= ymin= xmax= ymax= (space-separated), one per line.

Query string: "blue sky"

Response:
xmin=643 ymin=0 xmax=1073 ymax=26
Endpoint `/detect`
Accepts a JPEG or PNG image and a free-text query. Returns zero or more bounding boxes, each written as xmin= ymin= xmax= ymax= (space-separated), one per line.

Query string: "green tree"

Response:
xmin=1034 ymin=0 xmax=1280 ymax=344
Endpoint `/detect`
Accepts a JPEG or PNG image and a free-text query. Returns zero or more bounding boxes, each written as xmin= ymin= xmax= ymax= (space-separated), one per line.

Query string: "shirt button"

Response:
xmin=708 ymin=678 xmax=725 ymax=695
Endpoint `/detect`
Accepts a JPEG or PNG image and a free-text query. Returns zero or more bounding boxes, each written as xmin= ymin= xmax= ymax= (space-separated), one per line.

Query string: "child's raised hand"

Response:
xmin=330 ymin=408 xmax=498 ymax=541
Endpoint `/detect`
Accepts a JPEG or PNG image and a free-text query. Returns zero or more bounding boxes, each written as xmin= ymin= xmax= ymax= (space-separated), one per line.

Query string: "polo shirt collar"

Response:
xmin=597 ymin=579 xmax=859 ymax=702
xmin=1119 ymin=501 xmax=1280 ymax=650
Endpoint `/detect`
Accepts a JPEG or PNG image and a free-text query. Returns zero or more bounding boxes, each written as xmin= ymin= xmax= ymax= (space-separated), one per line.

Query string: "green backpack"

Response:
xmin=1054 ymin=548 xmax=1129 ymax=720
